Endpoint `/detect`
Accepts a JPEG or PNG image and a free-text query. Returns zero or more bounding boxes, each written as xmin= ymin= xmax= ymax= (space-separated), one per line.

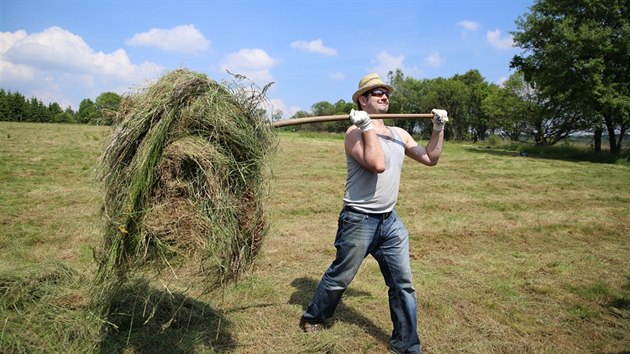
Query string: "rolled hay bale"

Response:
xmin=95 ymin=69 xmax=277 ymax=291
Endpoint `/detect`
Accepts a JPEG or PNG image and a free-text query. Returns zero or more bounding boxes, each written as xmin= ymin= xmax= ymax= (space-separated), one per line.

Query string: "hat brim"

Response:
xmin=352 ymin=83 xmax=395 ymax=104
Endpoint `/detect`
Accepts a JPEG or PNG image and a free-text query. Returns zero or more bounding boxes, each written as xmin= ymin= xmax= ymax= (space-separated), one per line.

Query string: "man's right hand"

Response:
xmin=349 ymin=109 xmax=374 ymax=132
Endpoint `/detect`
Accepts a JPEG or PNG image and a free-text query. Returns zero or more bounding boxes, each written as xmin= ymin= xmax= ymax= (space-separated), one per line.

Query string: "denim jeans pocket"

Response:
xmin=341 ymin=210 xmax=368 ymax=224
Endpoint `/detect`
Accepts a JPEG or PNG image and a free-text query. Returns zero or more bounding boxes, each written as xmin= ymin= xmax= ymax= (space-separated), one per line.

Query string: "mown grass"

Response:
xmin=1 ymin=121 xmax=629 ymax=353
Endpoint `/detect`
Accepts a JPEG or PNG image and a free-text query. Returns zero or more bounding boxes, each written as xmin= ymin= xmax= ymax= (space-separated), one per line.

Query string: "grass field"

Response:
xmin=1 ymin=121 xmax=629 ymax=353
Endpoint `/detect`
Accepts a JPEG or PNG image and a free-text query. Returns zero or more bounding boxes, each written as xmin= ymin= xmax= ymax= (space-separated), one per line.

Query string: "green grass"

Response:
xmin=1 ymin=122 xmax=629 ymax=353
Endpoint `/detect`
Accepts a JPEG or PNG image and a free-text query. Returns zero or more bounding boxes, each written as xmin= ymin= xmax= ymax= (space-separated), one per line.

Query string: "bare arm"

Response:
xmin=345 ymin=126 xmax=386 ymax=173
xmin=397 ymin=127 xmax=444 ymax=166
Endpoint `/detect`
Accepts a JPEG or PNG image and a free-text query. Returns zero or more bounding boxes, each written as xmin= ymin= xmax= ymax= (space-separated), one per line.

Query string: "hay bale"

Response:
xmin=95 ymin=69 xmax=277 ymax=290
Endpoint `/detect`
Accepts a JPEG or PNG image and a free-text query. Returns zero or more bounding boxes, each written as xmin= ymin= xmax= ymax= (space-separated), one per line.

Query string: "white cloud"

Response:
xmin=496 ymin=76 xmax=508 ymax=87
xmin=220 ymin=48 xmax=277 ymax=83
xmin=126 ymin=24 xmax=210 ymax=53
xmin=287 ymin=106 xmax=301 ymax=117
xmin=457 ymin=20 xmax=480 ymax=32
xmin=424 ymin=51 xmax=443 ymax=67
xmin=329 ymin=72 xmax=345 ymax=80
xmin=370 ymin=51 xmax=404 ymax=79
xmin=265 ymin=98 xmax=300 ymax=119
xmin=0 ymin=59 xmax=35 ymax=81
xmin=0 ymin=27 xmax=164 ymax=109
xmin=487 ymin=29 xmax=514 ymax=50
xmin=290 ymin=39 xmax=337 ymax=56
xmin=370 ymin=51 xmax=420 ymax=79
xmin=4 ymin=26 xmax=98 ymax=70
xmin=265 ymin=98 xmax=284 ymax=117
xmin=1 ymin=30 xmax=28 ymax=55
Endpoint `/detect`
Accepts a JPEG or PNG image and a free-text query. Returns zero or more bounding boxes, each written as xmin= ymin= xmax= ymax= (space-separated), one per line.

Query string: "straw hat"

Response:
xmin=352 ymin=73 xmax=395 ymax=104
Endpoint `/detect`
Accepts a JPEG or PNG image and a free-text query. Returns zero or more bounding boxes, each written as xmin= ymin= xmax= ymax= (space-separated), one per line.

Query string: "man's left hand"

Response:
xmin=431 ymin=109 xmax=448 ymax=132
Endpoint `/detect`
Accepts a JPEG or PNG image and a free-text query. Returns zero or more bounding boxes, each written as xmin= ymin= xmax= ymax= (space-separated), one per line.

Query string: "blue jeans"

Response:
xmin=302 ymin=208 xmax=421 ymax=354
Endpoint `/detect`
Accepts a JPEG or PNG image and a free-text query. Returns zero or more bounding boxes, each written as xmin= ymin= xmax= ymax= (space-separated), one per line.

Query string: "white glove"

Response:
xmin=431 ymin=109 xmax=448 ymax=132
xmin=349 ymin=108 xmax=373 ymax=132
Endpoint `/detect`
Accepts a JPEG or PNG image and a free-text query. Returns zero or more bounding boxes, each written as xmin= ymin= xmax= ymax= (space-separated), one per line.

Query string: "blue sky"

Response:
xmin=1 ymin=0 xmax=533 ymax=118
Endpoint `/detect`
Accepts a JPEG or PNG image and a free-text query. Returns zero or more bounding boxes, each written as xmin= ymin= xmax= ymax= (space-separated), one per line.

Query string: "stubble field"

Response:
xmin=1 ymin=121 xmax=629 ymax=353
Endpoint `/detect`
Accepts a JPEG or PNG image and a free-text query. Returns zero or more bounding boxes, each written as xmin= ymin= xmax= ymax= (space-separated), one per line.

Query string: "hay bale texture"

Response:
xmin=96 ymin=69 xmax=277 ymax=289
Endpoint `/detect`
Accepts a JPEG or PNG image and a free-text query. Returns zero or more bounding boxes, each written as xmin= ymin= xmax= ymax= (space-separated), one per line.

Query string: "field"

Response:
xmin=1 ymin=121 xmax=629 ymax=353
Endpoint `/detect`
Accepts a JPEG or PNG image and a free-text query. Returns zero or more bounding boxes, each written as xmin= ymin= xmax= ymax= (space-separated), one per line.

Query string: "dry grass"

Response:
xmin=0 ymin=123 xmax=629 ymax=353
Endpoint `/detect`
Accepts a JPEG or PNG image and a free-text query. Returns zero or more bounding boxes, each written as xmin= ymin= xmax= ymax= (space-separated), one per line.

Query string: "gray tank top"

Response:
xmin=343 ymin=127 xmax=406 ymax=213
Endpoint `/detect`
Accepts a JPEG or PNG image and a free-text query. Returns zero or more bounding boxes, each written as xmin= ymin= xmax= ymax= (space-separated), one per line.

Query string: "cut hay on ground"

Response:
xmin=0 ymin=263 xmax=98 ymax=352
xmin=95 ymin=69 xmax=277 ymax=293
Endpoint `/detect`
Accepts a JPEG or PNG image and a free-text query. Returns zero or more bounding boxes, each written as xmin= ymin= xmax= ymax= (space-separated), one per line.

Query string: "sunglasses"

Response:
xmin=366 ymin=89 xmax=390 ymax=97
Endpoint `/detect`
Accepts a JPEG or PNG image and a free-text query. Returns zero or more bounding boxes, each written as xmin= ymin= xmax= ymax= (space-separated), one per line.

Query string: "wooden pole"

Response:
xmin=271 ymin=113 xmax=433 ymax=128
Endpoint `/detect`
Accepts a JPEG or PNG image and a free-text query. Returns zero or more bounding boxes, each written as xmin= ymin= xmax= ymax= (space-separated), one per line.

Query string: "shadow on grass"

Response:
xmin=98 ymin=279 xmax=235 ymax=354
xmin=464 ymin=143 xmax=630 ymax=165
xmin=289 ymin=277 xmax=390 ymax=345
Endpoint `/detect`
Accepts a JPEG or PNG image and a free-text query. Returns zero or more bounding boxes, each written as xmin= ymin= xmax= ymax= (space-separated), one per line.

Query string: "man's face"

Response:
xmin=361 ymin=88 xmax=390 ymax=114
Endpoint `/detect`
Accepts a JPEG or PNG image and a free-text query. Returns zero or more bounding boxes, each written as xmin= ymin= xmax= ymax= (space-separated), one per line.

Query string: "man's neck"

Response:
xmin=370 ymin=119 xmax=390 ymax=135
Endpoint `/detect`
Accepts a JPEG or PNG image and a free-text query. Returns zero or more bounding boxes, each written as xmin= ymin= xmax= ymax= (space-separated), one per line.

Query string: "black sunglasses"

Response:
xmin=366 ymin=89 xmax=390 ymax=97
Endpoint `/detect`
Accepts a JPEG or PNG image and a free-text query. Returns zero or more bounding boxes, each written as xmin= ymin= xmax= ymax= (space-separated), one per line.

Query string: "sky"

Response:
xmin=1 ymin=0 xmax=533 ymax=118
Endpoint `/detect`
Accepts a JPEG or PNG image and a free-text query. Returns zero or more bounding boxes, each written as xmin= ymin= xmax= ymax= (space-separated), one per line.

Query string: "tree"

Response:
xmin=95 ymin=91 xmax=122 ymax=125
xmin=423 ymin=78 xmax=470 ymax=141
xmin=310 ymin=100 xmax=349 ymax=132
xmin=388 ymin=70 xmax=492 ymax=140
xmin=327 ymin=99 xmax=355 ymax=132
xmin=48 ymin=102 xmax=63 ymax=120
xmin=7 ymin=91 xmax=27 ymax=122
xmin=27 ymin=97 xmax=51 ymax=122
xmin=511 ymin=0 xmax=630 ymax=153
xmin=453 ymin=70 xmax=492 ymax=142
xmin=483 ymin=84 xmax=522 ymax=141
xmin=77 ymin=98 xmax=98 ymax=124
xmin=482 ymin=72 xmax=542 ymax=142
xmin=271 ymin=109 xmax=284 ymax=122
xmin=0 ymin=89 xmax=9 ymax=121
xmin=388 ymin=69 xmax=430 ymax=135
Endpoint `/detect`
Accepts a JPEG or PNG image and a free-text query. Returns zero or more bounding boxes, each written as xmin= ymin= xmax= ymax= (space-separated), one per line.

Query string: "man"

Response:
xmin=300 ymin=73 xmax=447 ymax=354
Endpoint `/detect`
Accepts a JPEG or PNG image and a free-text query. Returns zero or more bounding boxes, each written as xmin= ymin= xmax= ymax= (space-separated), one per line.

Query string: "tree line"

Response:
xmin=0 ymin=89 xmax=121 ymax=125
xmin=283 ymin=68 xmax=626 ymax=153
xmin=283 ymin=70 xmax=537 ymax=142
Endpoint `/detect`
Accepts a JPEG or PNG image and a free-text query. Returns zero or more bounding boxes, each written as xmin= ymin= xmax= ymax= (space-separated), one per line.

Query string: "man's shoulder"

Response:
xmin=345 ymin=125 xmax=361 ymax=137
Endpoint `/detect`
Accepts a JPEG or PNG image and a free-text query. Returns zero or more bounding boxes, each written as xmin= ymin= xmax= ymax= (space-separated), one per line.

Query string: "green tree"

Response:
xmin=52 ymin=110 xmax=74 ymax=124
xmin=309 ymin=101 xmax=336 ymax=132
xmin=48 ymin=104 xmax=75 ymax=123
xmin=77 ymin=98 xmax=98 ymax=124
xmin=453 ymin=70 xmax=492 ymax=142
xmin=27 ymin=97 xmax=51 ymax=122
xmin=325 ymin=99 xmax=354 ymax=132
xmin=0 ymin=89 xmax=8 ymax=121
xmin=291 ymin=110 xmax=311 ymax=119
xmin=281 ymin=109 xmax=308 ymax=131
xmin=388 ymin=69 xmax=430 ymax=135
xmin=311 ymin=101 xmax=335 ymax=116
xmin=423 ymin=78 xmax=469 ymax=141
xmin=271 ymin=109 xmax=283 ymax=122
xmin=482 ymin=72 xmax=541 ymax=141
xmin=95 ymin=91 xmax=122 ymax=125
xmin=511 ymin=0 xmax=630 ymax=153
xmin=482 ymin=84 xmax=520 ymax=141
xmin=7 ymin=91 xmax=27 ymax=122
xmin=48 ymin=102 xmax=63 ymax=120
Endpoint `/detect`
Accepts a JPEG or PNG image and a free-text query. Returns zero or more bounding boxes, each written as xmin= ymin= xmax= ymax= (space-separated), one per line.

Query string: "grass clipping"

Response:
xmin=96 ymin=69 xmax=277 ymax=290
